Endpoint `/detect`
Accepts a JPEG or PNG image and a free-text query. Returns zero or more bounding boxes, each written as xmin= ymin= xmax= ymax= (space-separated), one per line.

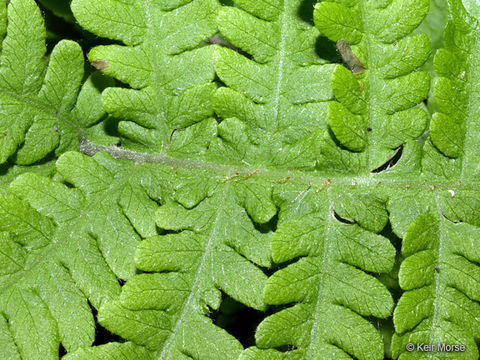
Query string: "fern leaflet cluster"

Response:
xmin=0 ymin=0 xmax=480 ymax=360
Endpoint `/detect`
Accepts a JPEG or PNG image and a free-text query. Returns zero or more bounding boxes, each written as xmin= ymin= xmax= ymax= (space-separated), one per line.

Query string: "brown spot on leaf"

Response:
xmin=336 ymin=40 xmax=365 ymax=75
xmin=91 ymin=59 xmax=109 ymax=71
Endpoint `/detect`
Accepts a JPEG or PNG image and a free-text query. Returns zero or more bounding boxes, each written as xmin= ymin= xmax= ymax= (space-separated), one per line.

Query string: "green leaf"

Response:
xmin=0 ymin=311 xmax=21 ymax=360
xmin=92 ymin=172 xmax=274 ymax=359
xmin=3 ymin=1 xmax=480 ymax=359
xmin=251 ymin=185 xmax=395 ymax=360
xmin=239 ymin=347 xmax=305 ymax=360
xmin=416 ymin=0 xmax=449 ymax=73
xmin=0 ymin=0 xmax=115 ymax=166
xmin=314 ymin=0 xmax=430 ymax=171
xmin=63 ymin=342 xmax=154 ymax=360
xmin=0 ymin=160 xmax=56 ymax=195
xmin=389 ymin=194 xmax=480 ymax=360
xmin=0 ymin=284 xmax=58 ymax=359
xmin=462 ymin=0 xmax=480 ymax=17
xmin=71 ymin=0 xmax=220 ymax=153
xmin=0 ymin=151 xmax=169 ymax=358
xmin=212 ymin=0 xmax=336 ymax=168
xmin=426 ymin=0 xmax=480 ymax=180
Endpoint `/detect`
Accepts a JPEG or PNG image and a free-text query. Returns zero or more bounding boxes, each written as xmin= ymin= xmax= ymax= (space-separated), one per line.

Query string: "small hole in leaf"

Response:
xmin=274 ymin=345 xmax=299 ymax=352
xmin=371 ymin=145 xmax=404 ymax=173
xmin=160 ymin=228 xmax=183 ymax=235
xmin=442 ymin=212 xmax=462 ymax=224
xmin=169 ymin=128 xmax=185 ymax=145
xmin=327 ymin=126 xmax=355 ymax=152
xmin=333 ymin=210 xmax=354 ymax=225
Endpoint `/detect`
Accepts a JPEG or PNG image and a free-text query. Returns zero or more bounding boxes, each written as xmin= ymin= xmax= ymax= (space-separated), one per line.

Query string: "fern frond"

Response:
xmin=314 ymin=0 xmax=431 ymax=172
xmin=89 ymin=172 xmax=275 ymax=359
xmin=244 ymin=184 xmax=395 ymax=360
xmin=388 ymin=190 xmax=480 ymax=360
xmin=415 ymin=0 xmax=448 ymax=74
xmin=0 ymin=161 xmax=56 ymax=195
xmin=3 ymin=1 xmax=480 ymax=359
xmin=212 ymin=0 xmax=336 ymax=169
xmin=71 ymin=0 xmax=220 ymax=154
xmin=0 ymin=0 xmax=115 ymax=165
xmin=0 ymin=151 xmax=167 ymax=358
xmin=424 ymin=0 xmax=480 ymax=180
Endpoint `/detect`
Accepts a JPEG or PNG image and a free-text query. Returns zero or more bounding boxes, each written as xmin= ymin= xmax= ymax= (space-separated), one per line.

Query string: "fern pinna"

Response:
xmin=0 ymin=0 xmax=115 ymax=166
xmin=212 ymin=0 xmax=335 ymax=169
xmin=71 ymin=0 xmax=219 ymax=155
xmin=0 ymin=0 xmax=480 ymax=360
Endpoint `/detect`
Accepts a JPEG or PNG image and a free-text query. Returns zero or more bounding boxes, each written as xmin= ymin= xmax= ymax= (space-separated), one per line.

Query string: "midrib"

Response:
xmin=1 ymin=87 xmax=82 ymax=135
xmin=271 ymin=0 xmax=289 ymax=132
xmin=156 ymin=187 xmax=227 ymax=360
xmin=80 ymin=139 xmax=480 ymax=191
xmin=306 ymin=188 xmax=333 ymax=359
xmin=358 ymin=0 xmax=378 ymax=173
xmin=144 ymin=0 xmax=169 ymax=152
xmin=428 ymin=196 xmax=446 ymax=359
